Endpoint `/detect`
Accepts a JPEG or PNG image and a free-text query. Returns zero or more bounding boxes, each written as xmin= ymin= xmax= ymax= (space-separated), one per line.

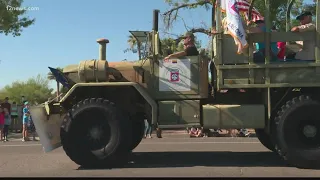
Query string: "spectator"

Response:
xmin=0 ymin=107 xmax=4 ymax=141
xmin=1 ymin=97 xmax=11 ymax=115
xmin=189 ymin=127 xmax=198 ymax=137
xmin=156 ymin=123 xmax=162 ymax=138
xmin=144 ymin=117 xmax=152 ymax=138
xmin=22 ymin=101 xmax=30 ymax=141
xmin=211 ymin=129 xmax=222 ymax=137
xmin=189 ymin=127 xmax=204 ymax=137
xmin=28 ymin=115 xmax=37 ymax=141
xmin=238 ymin=129 xmax=250 ymax=137
xmin=10 ymin=101 xmax=19 ymax=132
xmin=3 ymin=108 xmax=11 ymax=142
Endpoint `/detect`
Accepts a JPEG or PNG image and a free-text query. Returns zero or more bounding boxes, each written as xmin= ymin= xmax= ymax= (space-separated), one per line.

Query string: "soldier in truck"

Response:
xmin=288 ymin=11 xmax=315 ymax=60
xmin=164 ymin=32 xmax=199 ymax=61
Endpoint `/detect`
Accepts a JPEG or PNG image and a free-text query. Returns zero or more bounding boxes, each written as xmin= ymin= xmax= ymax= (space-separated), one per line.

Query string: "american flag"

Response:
xmin=239 ymin=0 xmax=264 ymax=22
xmin=220 ymin=0 xmax=264 ymax=22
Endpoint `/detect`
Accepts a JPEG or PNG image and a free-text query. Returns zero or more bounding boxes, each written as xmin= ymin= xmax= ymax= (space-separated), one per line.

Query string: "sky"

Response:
xmin=0 ymin=0 xmax=314 ymax=90
xmin=0 ymin=0 xmax=211 ymax=90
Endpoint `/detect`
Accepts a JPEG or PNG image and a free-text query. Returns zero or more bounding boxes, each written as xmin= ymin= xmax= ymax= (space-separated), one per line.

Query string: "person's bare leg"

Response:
xmin=22 ymin=124 xmax=28 ymax=141
xmin=0 ymin=129 xmax=3 ymax=141
xmin=22 ymin=125 xmax=25 ymax=141
xmin=24 ymin=128 xmax=28 ymax=140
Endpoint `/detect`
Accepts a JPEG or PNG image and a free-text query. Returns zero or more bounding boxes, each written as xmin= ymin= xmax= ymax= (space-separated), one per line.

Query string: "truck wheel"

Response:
xmin=129 ymin=116 xmax=145 ymax=151
xmin=255 ymin=129 xmax=275 ymax=152
xmin=274 ymin=95 xmax=320 ymax=169
xmin=60 ymin=98 xmax=130 ymax=167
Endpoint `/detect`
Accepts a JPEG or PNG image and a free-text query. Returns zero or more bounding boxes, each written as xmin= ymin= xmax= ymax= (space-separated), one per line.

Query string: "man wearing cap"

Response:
xmin=289 ymin=11 xmax=315 ymax=60
xmin=164 ymin=32 xmax=199 ymax=61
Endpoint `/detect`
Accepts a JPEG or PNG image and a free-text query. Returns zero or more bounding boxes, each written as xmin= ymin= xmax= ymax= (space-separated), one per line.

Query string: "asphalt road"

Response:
xmin=1 ymin=136 xmax=320 ymax=177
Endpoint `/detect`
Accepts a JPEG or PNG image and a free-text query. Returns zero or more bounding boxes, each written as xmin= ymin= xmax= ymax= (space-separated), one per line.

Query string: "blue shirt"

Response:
xmin=255 ymin=26 xmax=278 ymax=57
xmin=23 ymin=107 xmax=29 ymax=121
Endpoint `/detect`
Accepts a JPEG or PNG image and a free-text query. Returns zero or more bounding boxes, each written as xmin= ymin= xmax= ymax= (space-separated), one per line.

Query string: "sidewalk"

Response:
xmin=6 ymin=133 xmax=40 ymax=142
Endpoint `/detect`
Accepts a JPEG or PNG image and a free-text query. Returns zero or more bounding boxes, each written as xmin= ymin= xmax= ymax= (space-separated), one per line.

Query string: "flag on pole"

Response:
xmin=224 ymin=0 xmax=249 ymax=54
xmin=48 ymin=67 xmax=74 ymax=89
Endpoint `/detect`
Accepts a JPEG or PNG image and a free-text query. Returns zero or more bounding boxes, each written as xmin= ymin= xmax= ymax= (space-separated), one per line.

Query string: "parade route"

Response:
xmin=1 ymin=136 xmax=320 ymax=177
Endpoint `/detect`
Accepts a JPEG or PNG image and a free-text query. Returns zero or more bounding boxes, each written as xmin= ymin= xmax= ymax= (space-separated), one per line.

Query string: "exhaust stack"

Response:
xmin=153 ymin=9 xmax=160 ymax=31
xmin=96 ymin=38 xmax=109 ymax=60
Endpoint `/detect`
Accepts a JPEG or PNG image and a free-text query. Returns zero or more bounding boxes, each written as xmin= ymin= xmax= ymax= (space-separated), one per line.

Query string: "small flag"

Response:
xmin=48 ymin=67 xmax=74 ymax=89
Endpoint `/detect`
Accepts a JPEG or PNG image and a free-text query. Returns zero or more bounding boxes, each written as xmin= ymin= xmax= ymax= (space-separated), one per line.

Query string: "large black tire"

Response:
xmin=60 ymin=98 xmax=131 ymax=167
xmin=274 ymin=95 xmax=320 ymax=169
xmin=128 ymin=114 xmax=145 ymax=151
xmin=255 ymin=129 xmax=276 ymax=152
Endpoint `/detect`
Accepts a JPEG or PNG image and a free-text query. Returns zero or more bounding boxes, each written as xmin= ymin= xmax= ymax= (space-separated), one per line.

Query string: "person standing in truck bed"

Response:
xmin=164 ymin=32 xmax=199 ymax=61
xmin=289 ymin=11 xmax=315 ymax=60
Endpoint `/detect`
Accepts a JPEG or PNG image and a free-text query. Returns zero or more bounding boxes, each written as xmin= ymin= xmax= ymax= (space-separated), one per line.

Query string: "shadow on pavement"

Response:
xmin=78 ymin=151 xmax=287 ymax=170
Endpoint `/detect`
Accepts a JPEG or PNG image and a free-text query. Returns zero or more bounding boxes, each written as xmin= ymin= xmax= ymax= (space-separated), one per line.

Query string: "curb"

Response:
xmin=6 ymin=137 xmax=40 ymax=142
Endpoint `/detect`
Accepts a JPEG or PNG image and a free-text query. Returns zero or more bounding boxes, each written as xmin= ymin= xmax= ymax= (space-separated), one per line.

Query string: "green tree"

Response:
xmin=1 ymin=75 xmax=53 ymax=105
xmin=124 ymin=34 xmax=143 ymax=60
xmin=253 ymin=0 xmax=288 ymax=30
xmin=0 ymin=0 xmax=35 ymax=36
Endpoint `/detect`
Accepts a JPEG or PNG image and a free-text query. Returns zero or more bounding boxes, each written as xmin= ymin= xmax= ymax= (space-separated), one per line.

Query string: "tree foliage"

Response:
xmin=0 ymin=75 xmax=53 ymax=105
xmin=163 ymin=0 xmax=212 ymax=30
xmin=163 ymin=0 xmax=315 ymax=33
xmin=125 ymin=34 xmax=203 ymax=59
xmin=253 ymin=0 xmax=315 ymax=30
xmin=0 ymin=0 xmax=35 ymax=36
xmin=124 ymin=34 xmax=145 ymax=60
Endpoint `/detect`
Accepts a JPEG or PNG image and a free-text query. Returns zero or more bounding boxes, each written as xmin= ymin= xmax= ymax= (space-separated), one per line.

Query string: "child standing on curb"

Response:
xmin=22 ymin=101 xmax=30 ymax=141
xmin=3 ymin=108 xmax=11 ymax=141
xmin=0 ymin=107 xmax=4 ymax=141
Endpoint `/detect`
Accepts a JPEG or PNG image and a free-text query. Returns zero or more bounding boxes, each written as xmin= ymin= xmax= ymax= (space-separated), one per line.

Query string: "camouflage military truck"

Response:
xmin=30 ymin=0 xmax=320 ymax=169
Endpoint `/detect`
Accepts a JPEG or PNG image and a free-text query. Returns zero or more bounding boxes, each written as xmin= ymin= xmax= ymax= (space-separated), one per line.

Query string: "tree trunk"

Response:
xmin=137 ymin=43 xmax=142 ymax=60
xmin=56 ymin=81 xmax=60 ymax=100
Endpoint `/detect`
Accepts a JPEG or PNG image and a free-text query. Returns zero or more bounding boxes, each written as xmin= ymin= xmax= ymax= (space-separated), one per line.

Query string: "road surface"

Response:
xmin=1 ymin=136 xmax=320 ymax=177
